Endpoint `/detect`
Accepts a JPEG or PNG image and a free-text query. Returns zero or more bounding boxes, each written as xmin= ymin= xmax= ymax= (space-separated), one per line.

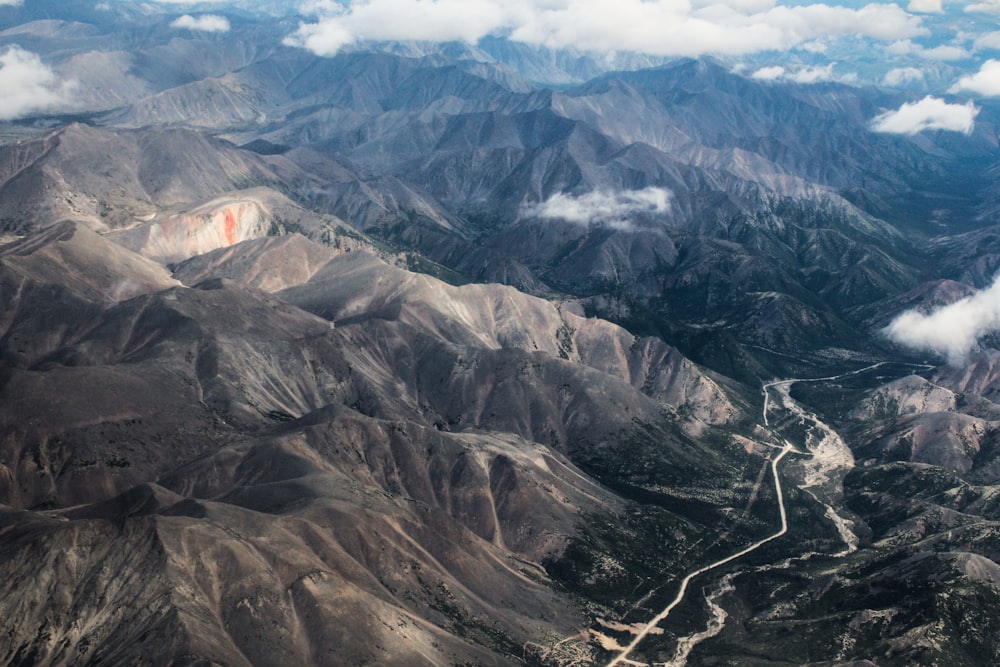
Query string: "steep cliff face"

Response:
xmin=111 ymin=198 xmax=272 ymax=264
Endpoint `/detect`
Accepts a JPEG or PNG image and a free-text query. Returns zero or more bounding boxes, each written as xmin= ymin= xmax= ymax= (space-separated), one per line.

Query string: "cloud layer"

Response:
xmin=523 ymin=187 xmax=672 ymax=230
xmin=886 ymin=276 xmax=1000 ymax=364
xmin=751 ymin=63 xmax=855 ymax=84
xmin=0 ymin=47 xmax=75 ymax=121
xmin=170 ymin=14 xmax=231 ymax=32
xmin=974 ymin=31 xmax=1000 ymax=51
xmin=906 ymin=0 xmax=942 ymax=12
xmin=886 ymin=39 xmax=970 ymax=61
xmin=882 ymin=66 xmax=924 ymax=87
xmin=967 ymin=0 xmax=1000 ymax=13
xmin=285 ymin=0 xmax=927 ymax=57
xmin=950 ymin=59 xmax=1000 ymax=96
xmin=870 ymin=96 xmax=979 ymax=134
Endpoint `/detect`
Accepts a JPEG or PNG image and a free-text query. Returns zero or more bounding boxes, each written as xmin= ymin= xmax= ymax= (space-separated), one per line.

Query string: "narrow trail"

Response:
xmin=604 ymin=362 xmax=893 ymax=667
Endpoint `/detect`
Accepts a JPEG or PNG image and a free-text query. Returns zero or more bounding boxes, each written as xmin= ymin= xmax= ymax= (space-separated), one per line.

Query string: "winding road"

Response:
xmin=604 ymin=363 xmax=890 ymax=667
xmin=605 ymin=442 xmax=792 ymax=667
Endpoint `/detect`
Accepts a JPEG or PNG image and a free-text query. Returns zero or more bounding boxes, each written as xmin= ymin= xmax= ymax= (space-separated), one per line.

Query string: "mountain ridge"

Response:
xmin=3 ymin=12 xmax=1000 ymax=665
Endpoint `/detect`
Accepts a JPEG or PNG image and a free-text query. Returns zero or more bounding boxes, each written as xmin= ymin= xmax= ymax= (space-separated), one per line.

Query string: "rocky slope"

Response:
xmin=5 ymin=44 xmax=983 ymax=377
xmin=0 ymin=215 xmax=761 ymax=666
xmin=3 ymin=7 xmax=1000 ymax=666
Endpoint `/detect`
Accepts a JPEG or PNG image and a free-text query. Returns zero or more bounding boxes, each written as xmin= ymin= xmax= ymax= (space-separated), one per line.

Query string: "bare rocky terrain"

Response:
xmin=0 ymin=215 xmax=750 ymax=666
xmin=3 ymin=2 xmax=1000 ymax=666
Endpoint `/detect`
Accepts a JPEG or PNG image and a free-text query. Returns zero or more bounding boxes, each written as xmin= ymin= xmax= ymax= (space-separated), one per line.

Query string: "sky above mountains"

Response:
xmin=291 ymin=0 xmax=998 ymax=95
xmin=1 ymin=1 xmax=998 ymax=88
xmin=78 ymin=0 xmax=1000 ymax=92
xmin=0 ymin=0 xmax=998 ymax=132
xmin=287 ymin=0 xmax=926 ymax=57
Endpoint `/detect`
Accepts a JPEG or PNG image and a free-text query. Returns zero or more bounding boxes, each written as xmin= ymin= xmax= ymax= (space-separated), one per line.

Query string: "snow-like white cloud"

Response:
xmin=523 ymin=187 xmax=672 ymax=230
xmin=950 ymin=59 xmax=1000 ymax=96
xmin=799 ymin=40 xmax=828 ymax=53
xmin=170 ymin=14 xmax=231 ymax=32
xmin=882 ymin=66 xmax=925 ymax=87
xmin=287 ymin=0 xmax=509 ymax=54
xmin=751 ymin=62 xmax=854 ymax=83
xmin=886 ymin=275 xmax=1000 ymax=364
xmin=752 ymin=65 xmax=787 ymax=80
xmin=887 ymin=39 xmax=970 ymax=60
xmin=974 ymin=31 xmax=1000 ymax=51
xmin=0 ymin=0 xmax=23 ymax=6
xmin=285 ymin=0 xmax=927 ymax=58
xmin=870 ymin=96 xmax=978 ymax=134
xmin=871 ymin=95 xmax=979 ymax=135
xmin=966 ymin=0 xmax=1000 ymax=13
xmin=907 ymin=0 xmax=942 ymax=12
xmin=921 ymin=45 xmax=972 ymax=60
xmin=0 ymin=47 xmax=76 ymax=121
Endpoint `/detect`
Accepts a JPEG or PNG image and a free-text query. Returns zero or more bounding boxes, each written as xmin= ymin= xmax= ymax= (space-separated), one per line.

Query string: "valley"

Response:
xmin=592 ymin=363 xmax=894 ymax=667
xmin=604 ymin=443 xmax=792 ymax=667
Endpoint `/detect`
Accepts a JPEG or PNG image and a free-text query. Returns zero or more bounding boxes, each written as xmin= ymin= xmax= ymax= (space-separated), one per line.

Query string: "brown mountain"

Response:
xmin=0 ymin=220 xmax=756 ymax=666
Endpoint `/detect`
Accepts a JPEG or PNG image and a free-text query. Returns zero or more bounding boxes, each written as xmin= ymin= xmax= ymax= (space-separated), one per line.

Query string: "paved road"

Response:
xmin=606 ymin=362 xmax=896 ymax=666
xmin=605 ymin=442 xmax=792 ymax=667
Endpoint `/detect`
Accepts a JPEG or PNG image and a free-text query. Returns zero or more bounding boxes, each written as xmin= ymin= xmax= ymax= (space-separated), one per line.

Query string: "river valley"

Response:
xmin=597 ymin=363 xmax=901 ymax=667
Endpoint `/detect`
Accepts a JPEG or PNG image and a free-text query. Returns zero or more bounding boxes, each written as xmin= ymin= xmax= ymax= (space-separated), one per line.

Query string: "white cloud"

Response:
xmin=921 ymin=44 xmax=971 ymax=60
xmin=286 ymin=0 xmax=510 ymax=55
xmin=0 ymin=47 xmax=76 ymax=121
xmin=950 ymin=59 xmax=1000 ymax=96
xmin=300 ymin=0 xmax=340 ymax=13
xmin=799 ymin=40 xmax=829 ymax=53
xmin=907 ymin=0 xmax=942 ymax=12
xmin=0 ymin=0 xmax=24 ymax=6
xmin=787 ymin=63 xmax=854 ymax=83
xmin=966 ymin=0 xmax=1000 ymax=13
xmin=870 ymin=96 xmax=978 ymax=134
xmin=752 ymin=65 xmax=786 ymax=80
xmin=170 ymin=14 xmax=231 ymax=32
xmin=522 ymin=187 xmax=672 ymax=230
xmin=886 ymin=39 xmax=915 ymax=55
xmin=887 ymin=38 xmax=970 ymax=60
xmin=974 ymin=31 xmax=1000 ymax=51
xmin=886 ymin=275 xmax=1000 ymax=364
xmin=691 ymin=0 xmax=779 ymax=11
xmin=285 ymin=0 xmax=927 ymax=58
xmin=751 ymin=62 xmax=853 ymax=83
xmin=882 ymin=66 xmax=924 ymax=87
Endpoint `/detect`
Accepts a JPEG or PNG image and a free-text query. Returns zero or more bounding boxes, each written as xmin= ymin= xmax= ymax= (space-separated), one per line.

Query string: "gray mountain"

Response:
xmin=0 ymin=218 xmax=765 ymax=666
xmin=3 ymin=8 xmax=1000 ymax=667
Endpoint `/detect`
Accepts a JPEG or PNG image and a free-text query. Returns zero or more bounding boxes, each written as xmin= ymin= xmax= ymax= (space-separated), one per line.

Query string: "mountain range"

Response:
xmin=3 ymin=3 xmax=1000 ymax=666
